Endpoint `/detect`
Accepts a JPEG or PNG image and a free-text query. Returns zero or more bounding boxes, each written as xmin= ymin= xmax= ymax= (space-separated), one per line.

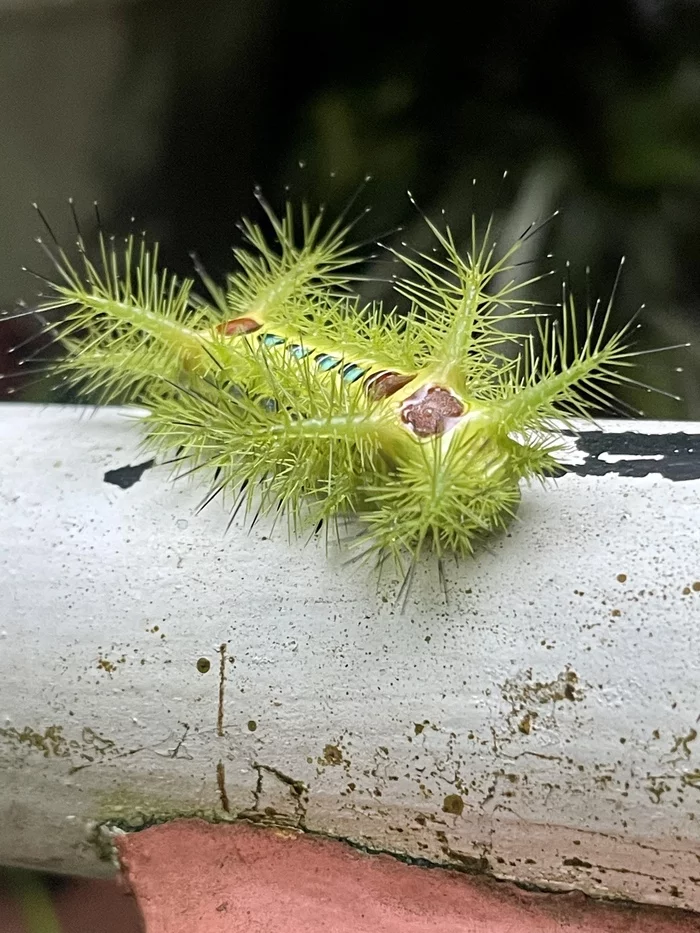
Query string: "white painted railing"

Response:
xmin=1 ymin=403 xmax=699 ymax=911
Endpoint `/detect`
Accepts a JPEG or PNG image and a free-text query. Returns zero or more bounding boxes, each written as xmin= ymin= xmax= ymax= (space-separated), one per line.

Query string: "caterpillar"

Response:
xmin=2 ymin=189 xmax=671 ymax=595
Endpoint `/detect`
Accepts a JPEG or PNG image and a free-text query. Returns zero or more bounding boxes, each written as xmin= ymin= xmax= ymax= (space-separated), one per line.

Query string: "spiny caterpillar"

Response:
xmin=5 ymin=190 xmax=668 ymax=591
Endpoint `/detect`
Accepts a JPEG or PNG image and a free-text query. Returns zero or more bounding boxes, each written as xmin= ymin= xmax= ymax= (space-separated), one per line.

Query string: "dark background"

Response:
xmin=2 ymin=0 xmax=700 ymax=417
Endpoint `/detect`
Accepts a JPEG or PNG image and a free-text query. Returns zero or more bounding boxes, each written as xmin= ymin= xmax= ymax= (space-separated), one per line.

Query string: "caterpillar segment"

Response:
xmin=5 ymin=195 xmax=663 ymax=593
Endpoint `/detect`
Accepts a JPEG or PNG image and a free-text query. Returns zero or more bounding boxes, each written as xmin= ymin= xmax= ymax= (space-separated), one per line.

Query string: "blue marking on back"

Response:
xmin=342 ymin=364 xmax=366 ymax=383
xmin=316 ymin=354 xmax=341 ymax=371
xmin=261 ymin=333 xmax=285 ymax=347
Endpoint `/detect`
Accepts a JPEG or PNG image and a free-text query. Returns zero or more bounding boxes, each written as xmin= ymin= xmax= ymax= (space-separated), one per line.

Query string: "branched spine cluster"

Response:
xmin=8 ymin=192 xmax=656 ymax=582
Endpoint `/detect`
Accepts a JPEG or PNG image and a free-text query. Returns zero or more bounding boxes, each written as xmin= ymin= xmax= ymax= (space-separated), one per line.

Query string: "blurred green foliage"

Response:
xmin=0 ymin=868 xmax=61 ymax=933
xmin=3 ymin=0 xmax=700 ymax=416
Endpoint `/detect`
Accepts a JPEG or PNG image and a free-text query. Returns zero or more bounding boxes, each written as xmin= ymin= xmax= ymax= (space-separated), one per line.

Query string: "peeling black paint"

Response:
xmin=563 ymin=432 xmax=700 ymax=481
xmin=104 ymin=459 xmax=155 ymax=489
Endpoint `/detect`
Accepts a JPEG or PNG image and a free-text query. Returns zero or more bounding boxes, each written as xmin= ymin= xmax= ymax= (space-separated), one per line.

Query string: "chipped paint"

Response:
xmin=0 ymin=724 xmax=72 ymax=758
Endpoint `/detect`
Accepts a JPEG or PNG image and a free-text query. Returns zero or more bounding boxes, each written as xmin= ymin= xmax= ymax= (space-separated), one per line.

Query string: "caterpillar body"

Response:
xmin=5 ymin=192 xmax=661 ymax=591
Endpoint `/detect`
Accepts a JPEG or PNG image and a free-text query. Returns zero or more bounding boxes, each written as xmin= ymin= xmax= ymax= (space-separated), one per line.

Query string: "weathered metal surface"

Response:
xmin=0 ymin=403 xmax=699 ymax=909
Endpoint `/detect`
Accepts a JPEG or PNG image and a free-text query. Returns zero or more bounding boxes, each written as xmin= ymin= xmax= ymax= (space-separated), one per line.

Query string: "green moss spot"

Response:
xmin=321 ymin=744 xmax=343 ymax=765
xmin=196 ymin=657 xmax=211 ymax=674
xmin=442 ymin=793 xmax=464 ymax=816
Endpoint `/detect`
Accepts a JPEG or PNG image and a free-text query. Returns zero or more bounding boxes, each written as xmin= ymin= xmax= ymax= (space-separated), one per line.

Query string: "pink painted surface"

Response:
xmin=117 ymin=820 xmax=699 ymax=933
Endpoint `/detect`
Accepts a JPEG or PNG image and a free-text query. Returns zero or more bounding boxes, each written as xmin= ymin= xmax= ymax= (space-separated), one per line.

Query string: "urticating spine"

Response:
xmin=14 ymin=195 xmax=642 ymax=578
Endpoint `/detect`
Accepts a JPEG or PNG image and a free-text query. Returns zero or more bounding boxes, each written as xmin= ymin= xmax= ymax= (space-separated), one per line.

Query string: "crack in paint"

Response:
xmin=217 ymin=643 xmax=227 ymax=737
xmin=216 ymin=760 xmax=230 ymax=812
xmin=239 ymin=762 xmax=309 ymax=829
xmin=94 ymin=805 xmax=694 ymax=909
xmin=169 ymin=723 xmax=191 ymax=760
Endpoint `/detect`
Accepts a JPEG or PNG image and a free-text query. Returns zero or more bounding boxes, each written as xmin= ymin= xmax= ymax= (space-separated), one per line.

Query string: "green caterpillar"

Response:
xmin=8 ymin=191 xmax=660 ymax=591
